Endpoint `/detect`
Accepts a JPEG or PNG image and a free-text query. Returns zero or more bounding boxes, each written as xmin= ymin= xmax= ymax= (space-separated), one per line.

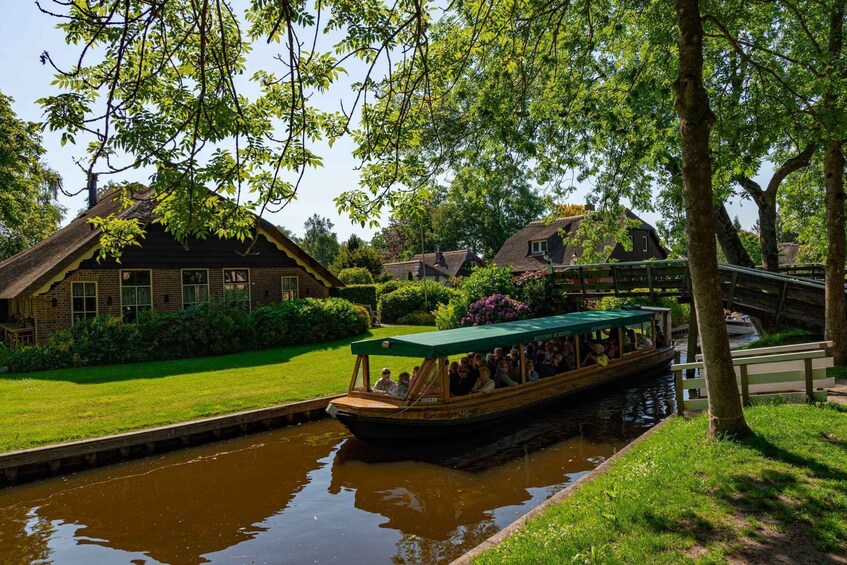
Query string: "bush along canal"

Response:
xmin=0 ymin=369 xmax=676 ymax=564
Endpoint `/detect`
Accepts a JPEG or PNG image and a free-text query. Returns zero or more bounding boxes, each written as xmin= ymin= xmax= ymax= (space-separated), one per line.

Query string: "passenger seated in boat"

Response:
xmin=553 ymin=352 xmax=567 ymax=373
xmin=394 ymin=372 xmax=411 ymax=397
xmin=494 ymin=360 xmax=520 ymax=388
xmin=373 ymin=368 xmax=398 ymax=394
xmin=471 ymin=366 xmax=496 ymax=394
xmin=637 ymin=334 xmax=653 ymax=349
xmin=561 ymin=341 xmax=577 ymax=371
xmin=537 ymin=356 xmax=558 ymax=378
xmin=526 ymin=360 xmax=539 ymax=382
xmin=585 ymin=343 xmax=609 ymax=367
xmin=623 ymin=331 xmax=635 ymax=353
xmin=605 ymin=338 xmax=619 ymax=359
xmin=451 ymin=364 xmax=475 ymax=396
xmin=411 ymin=365 xmax=421 ymax=384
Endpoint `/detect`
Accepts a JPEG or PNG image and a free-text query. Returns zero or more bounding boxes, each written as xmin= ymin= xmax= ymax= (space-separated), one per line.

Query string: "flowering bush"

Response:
xmin=460 ymin=294 xmax=531 ymax=327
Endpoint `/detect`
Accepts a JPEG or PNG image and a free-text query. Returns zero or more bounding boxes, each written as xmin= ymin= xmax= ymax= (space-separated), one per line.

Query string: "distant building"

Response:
xmin=0 ymin=186 xmax=341 ymax=345
xmin=383 ymin=249 xmax=484 ymax=284
xmin=493 ymin=210 xmax=667 ymax=275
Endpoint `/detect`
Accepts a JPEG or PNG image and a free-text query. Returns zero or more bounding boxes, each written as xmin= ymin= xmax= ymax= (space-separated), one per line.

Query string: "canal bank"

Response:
xmin=0 ymin=369 xmax=678 ymax=564
xmin=0 ymin=395 xmax=342 ymax=487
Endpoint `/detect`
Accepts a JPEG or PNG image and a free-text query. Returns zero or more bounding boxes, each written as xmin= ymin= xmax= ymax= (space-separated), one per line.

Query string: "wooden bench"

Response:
xmin=674 ymin=349 xmax=833 ymax=415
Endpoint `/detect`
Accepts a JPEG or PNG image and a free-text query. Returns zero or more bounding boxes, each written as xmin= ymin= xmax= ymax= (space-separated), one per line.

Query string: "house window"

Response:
xmin=121 ymin=270 xmax=152 ymax=323
xmin=642 ymin=236 xmax=648 ymax=253
xmin=223 ymin=269 xmax=250 ymax=311
xmin=530 ymin=240 xmax=548 ymax=254
xmin=71 ymin=281 xmax=97 ymax=324
xmin=281 ymin=276 xmax=299 ymax=301
xmin=631 ymin=234 xmax=636 ymax=250
xmin=182 ymin=269 xmax=209 ymax=309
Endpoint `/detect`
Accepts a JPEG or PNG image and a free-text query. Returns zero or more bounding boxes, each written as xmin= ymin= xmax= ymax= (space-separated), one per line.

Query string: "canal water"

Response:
xmin=0 ymin=370 xmax=677 ymax=565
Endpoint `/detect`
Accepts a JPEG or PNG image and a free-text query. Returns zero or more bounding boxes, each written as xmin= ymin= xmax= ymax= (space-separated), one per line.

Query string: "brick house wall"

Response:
xmin=31 ymin=266 xmax=329 ymax=344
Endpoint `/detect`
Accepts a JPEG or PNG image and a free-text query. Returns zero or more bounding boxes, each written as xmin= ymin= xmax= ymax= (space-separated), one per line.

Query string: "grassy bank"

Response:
xmin=0 ymin=325 xmax=432 ymax=453
xmin=475 ymin=403 xmax=847 ymax=564
xmin=738 ymin=328 xmax=818 ymax=350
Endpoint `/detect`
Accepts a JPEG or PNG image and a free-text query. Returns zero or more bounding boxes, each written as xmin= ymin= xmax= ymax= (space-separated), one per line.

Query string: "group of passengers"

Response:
xmin=372 ymin=365 xmax=420 ymax=397
xmin=372 ymin=326 xmax=658 ymax=398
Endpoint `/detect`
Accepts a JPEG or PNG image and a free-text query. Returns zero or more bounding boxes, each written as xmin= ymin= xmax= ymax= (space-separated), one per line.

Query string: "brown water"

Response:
xmin=0 ymin=370 xmax=676 ymax=564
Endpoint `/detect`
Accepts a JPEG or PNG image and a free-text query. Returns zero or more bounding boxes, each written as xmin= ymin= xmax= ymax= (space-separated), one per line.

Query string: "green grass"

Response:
xmin=738 ymin=328 xmax=818 ymax=350
xmin=0 ymin=325 xmax=432 ymax=453
xmin=475 ymin=403 xmax=847 ymax=564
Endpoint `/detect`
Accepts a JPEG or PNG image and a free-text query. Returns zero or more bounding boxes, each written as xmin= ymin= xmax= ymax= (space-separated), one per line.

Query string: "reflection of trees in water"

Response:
xmin=0 ymin=505 xmax=53 ymax=564
xmin=391 ymin=520 xmax=500 ymax=565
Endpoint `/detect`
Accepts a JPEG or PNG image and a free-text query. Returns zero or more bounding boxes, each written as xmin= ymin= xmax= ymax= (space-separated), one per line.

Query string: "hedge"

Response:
xmin=336 ymin=267 xmax=374 ymax=285
xmin=332 ymin=284 xmax=378 ymax=309
xmin=378 ymin=281 xmax=459 ymax=323
xmin=8 ymin=298 xmax=370 ymax=373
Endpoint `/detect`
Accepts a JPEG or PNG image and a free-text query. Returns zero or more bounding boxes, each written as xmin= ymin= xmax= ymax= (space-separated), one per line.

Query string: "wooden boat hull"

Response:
xmin=328 ymin=347 xmax=675 ymax=441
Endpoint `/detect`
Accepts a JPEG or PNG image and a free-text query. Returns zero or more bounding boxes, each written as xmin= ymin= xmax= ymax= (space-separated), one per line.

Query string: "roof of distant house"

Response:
xmin=0 ymin=188 xmax=342 ymax=300
xmin=492 ymin=210 xmax=665 ymax=273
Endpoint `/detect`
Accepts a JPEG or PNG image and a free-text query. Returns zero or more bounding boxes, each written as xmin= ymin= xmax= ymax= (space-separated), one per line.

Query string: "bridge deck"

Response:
xmin=537 ymin=260 xmax=832 ymax=331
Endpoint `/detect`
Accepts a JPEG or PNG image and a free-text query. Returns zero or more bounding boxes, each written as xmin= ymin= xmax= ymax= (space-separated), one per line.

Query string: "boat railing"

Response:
xmin=673 ymin=349 xmax=833 ymax=416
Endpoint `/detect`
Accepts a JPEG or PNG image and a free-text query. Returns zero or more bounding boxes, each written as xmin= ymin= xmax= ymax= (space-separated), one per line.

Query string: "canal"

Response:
xmin=0 ymin=369 xmax=677 ymax=564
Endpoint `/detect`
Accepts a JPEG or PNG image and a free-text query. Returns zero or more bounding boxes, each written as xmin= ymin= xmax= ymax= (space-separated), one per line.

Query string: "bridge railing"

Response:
xmin=672 ymin=349 xmax=833 ymax=416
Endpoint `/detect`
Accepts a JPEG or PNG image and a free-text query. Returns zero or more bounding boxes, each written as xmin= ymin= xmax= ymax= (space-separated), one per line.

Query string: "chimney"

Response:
xmin=87 ymin=173 xmax=99 ymax=209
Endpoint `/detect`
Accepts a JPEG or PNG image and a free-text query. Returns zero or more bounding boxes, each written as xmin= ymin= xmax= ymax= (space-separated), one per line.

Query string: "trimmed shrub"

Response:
xmin=378 ymin=282 xmax=459 ymax=323
xmin=397 ymin=311 xmax=436 ymax=325
xmin=518 ymin=276 xmax=556 ymax=318
xmin=376 ymin=279 xmax=408 ymax=298
xmin=0 ymin=342 xmax=11 ymax=367
xmin=337 ymin=267 xmax=374 ymax=285
xmin=8 ymin=344 xmax=73 ymax=373
xmin=461 ymin=294 xmax=532 ymax=326
xmin=8 ymin=298 xmax=369 ymax=373
xmin=334 ymin=284 xmax=378 ymax=309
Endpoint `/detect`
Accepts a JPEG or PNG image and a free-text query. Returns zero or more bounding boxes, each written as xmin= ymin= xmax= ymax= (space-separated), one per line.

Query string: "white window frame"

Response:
xmin=642 ymin=236 xmax=648 ymax=253
xmin=281 ymin=276 xmax=299 ymax=301
xmin=530 ymin=240 xmax=548 ymax=255
xmin=181 ymin=269 xmax=210 ymax=309
xmin=71 ymin=281 xmax=98 ymax=324
xmin=120 ymin=269 xmax=153 ymax=323
xmin=223 ymin=268 xmax=251 ymax=311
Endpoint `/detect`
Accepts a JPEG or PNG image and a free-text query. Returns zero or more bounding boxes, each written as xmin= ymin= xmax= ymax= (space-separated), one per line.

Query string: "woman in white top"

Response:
xmin=471 ymin=366 xmax=496 ymax=394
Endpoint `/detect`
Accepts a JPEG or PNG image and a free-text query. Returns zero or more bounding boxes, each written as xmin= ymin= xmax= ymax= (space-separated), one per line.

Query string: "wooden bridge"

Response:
xmin=537 ymin=259 xmax=830 ymax=331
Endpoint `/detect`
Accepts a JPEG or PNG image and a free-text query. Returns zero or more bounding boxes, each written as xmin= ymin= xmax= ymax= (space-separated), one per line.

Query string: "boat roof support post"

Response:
xmin=519 ymin=343 xmax=527 ymax=384
xmin=348 ymin=355 xmax=363 ymax=394
xmin=576 ymin=335 xmax=581 ymax=369
xmin=363 ymin=355 xmax=371 ymax=392
xmin=618 ymin=327 xmax=624 ymax=359
xmin=407 ymin=358 xmax=436 ymax=399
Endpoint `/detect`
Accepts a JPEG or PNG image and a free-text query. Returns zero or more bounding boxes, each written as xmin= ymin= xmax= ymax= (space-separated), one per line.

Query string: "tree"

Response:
xmin=300 ymin=215 xmax=339 ymax=267
xmin=0 ymin=92 xmax=64 ymax=259
xmin=674 ymin=0 xmax=750 ymax=436
xmin=332 ymin=235 xmax=384 ymax=276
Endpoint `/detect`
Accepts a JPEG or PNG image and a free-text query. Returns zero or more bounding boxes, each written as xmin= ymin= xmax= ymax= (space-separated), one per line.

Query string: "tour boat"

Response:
xmin=327 ymin=308 xmax=675 ymax=440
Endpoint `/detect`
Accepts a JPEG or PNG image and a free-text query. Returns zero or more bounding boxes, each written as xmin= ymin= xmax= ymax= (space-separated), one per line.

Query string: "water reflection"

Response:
xmin=0 ymin=371 xmax=676 ymax=564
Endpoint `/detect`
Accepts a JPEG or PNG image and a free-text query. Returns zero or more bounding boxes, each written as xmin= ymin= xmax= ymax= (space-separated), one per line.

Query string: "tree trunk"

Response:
xmin=714 ymin=203 xmax=755 ymax=267
xmin=757 ymin=191 xmax=779 ymax=272
xmin=824 ymin=3 xmax=846 ymax=367
xmin=824 ymin=141 xmax=847 ymax=365
xmin=674 ymin=0 xmax=750 ymax=437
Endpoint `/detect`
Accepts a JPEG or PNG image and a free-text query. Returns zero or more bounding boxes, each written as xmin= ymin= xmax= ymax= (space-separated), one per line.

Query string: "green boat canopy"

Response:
xmin=351 ymin=309 xmax=655 ymax=358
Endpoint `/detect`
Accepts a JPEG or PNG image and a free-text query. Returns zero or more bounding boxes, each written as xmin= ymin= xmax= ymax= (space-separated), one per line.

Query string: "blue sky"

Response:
xmin=1 ymin=2 xmax=761 ymax=243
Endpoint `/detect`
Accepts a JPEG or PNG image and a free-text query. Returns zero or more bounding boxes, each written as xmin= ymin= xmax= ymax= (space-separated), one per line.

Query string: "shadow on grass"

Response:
xmin=640 ymin=428 xmax=847 ymax=561
xmin=0 ymin=331 xmax=382 ymax=385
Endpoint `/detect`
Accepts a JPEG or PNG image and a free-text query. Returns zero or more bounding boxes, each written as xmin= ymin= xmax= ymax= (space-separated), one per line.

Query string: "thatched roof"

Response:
xmin=0 ymin=189 xmax=341 ymax=299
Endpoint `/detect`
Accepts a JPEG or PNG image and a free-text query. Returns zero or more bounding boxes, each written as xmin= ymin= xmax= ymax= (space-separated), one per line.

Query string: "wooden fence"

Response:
xmin=673 ymin=344 xmax=833 ymax=415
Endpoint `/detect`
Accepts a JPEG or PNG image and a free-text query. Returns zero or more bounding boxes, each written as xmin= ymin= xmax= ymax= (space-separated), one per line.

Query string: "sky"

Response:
xmin=0 ymin=2 xmax=763 ymax=243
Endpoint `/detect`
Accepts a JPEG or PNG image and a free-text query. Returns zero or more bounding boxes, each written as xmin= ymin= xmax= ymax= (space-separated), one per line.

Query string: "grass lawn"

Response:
xmin=0 ymin=325 xmax=433 ymax=453
xmin=475 ymin=403 xmax=847 ymax=564
xmin=738 ymin=328 xmax=820 ymax=350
